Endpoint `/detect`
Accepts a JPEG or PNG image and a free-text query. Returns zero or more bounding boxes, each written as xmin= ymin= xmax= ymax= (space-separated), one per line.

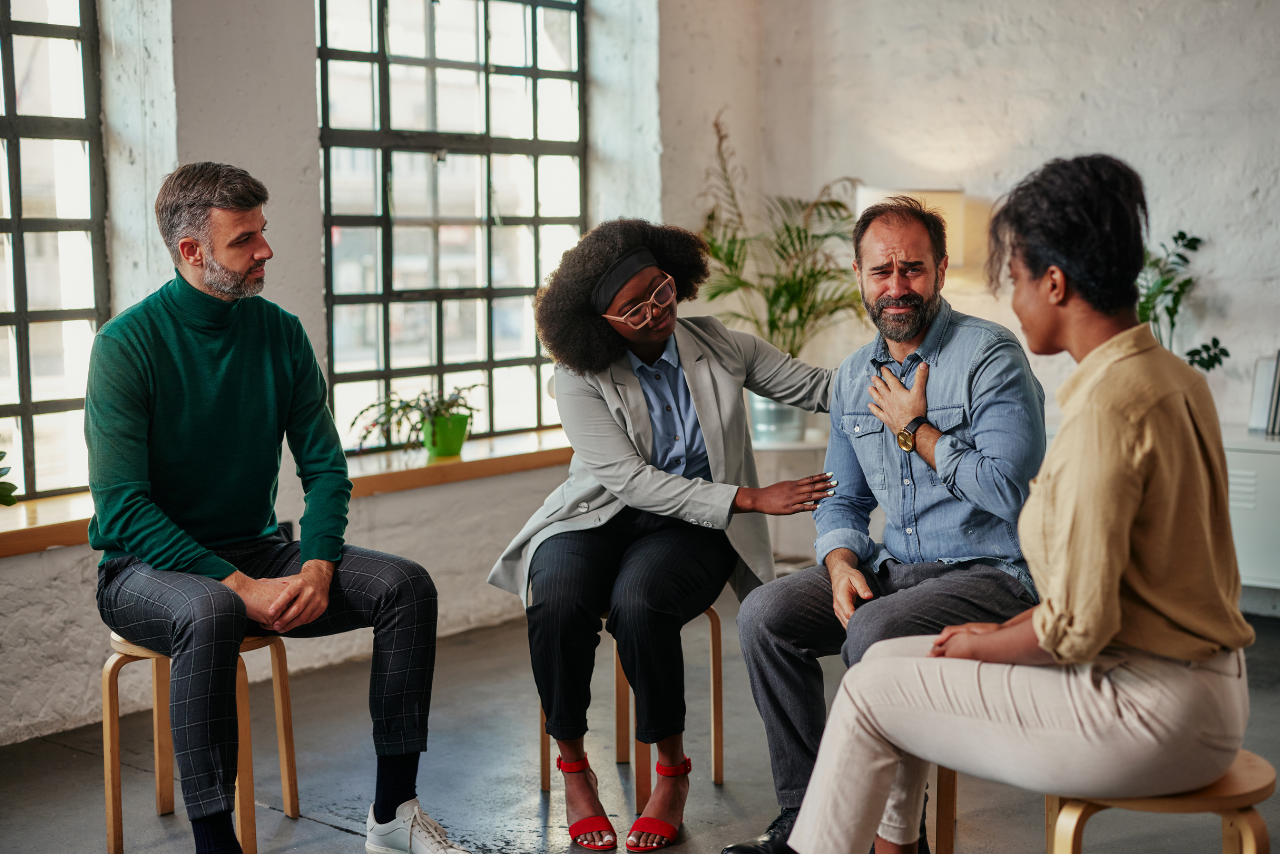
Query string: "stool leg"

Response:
xmin=268 ymin=639 xmax=299 ymax=818
xmin=1053 ymin=800 xmax=1108 ymax=854
xmin=234 ymin=657 xmax=257 ymax=854
xmin=1222 ymin=808 xmax=1270 ymax=854
xmin=706 ymin=608 xmax=724 ymax=785
xmin=935 ymin=766 xmax=957 ymax=854
xmin=1046 ymin=796 xmax=1062 ymax=854
xmin=103 ymin=653 xmax=133 ymax=854
xmin=615 ymin=641 xmax=629 ymax=765
xmin=1224 ymin=812 xmax=1245 ymax=854
xmin=540 ymin=707 xmax=551 ymax=792
xmin=634 ymin=726 xmax=651 ymax=815
xmin=151 ymin=658 xmax=174 ymax=816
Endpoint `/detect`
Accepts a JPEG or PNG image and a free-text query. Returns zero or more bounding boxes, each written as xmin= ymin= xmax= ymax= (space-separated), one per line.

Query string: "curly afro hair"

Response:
xmin=535 ymin=218 xmax=709 ymax=375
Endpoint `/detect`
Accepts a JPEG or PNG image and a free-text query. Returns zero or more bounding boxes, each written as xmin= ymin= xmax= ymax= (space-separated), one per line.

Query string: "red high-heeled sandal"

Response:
xmin=558 ymin=754 xmax=618 ymax=851
xmin=625 ymin=757 xmax=691 ymax=852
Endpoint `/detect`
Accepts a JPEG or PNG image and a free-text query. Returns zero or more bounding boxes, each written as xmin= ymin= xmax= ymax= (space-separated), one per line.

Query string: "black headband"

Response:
xmin=591 ymin=246 xmax=658 ymax=314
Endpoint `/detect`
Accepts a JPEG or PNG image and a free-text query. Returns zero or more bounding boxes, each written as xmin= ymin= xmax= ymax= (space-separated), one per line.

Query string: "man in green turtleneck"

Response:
xmin=87 ymin=163 xmax=470 ymax=854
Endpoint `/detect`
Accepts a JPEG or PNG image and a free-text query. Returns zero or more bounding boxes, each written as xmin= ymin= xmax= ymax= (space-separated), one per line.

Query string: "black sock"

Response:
xmin=191 ymin=810 xmax=242 ymax=854
xmin=373 ymin=752 xmax=421 ymax=824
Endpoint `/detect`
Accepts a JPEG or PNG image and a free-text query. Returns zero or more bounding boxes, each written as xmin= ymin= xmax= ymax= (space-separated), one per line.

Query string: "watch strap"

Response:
xmin=903 ymin=415 xmax=930 ymax=435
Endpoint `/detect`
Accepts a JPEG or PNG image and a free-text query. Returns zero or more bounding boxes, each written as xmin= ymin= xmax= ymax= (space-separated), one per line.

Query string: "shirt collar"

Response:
xmin=870 ymin=297 xmax=953 ymax=366
xmin=1055 ymin=323 xmax=1159 ymax=413
xmin=162 ymin=269 xmax=243 ymax=330
xmin=628 ymin=334 xmax=680 ymax=376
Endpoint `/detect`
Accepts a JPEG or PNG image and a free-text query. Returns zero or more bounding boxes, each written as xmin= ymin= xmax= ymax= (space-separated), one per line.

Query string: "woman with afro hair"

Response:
xmin=489 ymin=219 xmax=835 ymax=851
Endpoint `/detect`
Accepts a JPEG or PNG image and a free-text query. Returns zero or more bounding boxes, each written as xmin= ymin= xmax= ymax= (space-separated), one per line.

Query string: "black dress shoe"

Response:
xmin=722 ymin=808 xmax=799 ymax=854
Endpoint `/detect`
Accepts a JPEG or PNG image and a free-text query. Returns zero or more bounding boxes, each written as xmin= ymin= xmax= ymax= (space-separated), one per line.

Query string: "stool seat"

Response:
xmin=1085 ymin=751 xmax=1276 ymax=814
xmin=109 ymin=632 xmax=277 ymax=657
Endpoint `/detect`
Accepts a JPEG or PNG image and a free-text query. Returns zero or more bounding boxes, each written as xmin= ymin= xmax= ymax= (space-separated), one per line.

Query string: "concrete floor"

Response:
xmin=3 ymin=589 xmax=1280 ymax=854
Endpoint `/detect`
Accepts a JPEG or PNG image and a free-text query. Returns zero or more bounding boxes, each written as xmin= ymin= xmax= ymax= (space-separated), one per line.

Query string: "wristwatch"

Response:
xmin=896 ymin=416 xmax=931 ymax=452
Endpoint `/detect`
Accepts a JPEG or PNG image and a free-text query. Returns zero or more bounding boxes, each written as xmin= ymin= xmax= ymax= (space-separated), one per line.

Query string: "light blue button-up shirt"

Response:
xmin=813 ymin=299 xmax=1046 ymax=594
xmin=626 ymin=335 xmax=713 ymax=481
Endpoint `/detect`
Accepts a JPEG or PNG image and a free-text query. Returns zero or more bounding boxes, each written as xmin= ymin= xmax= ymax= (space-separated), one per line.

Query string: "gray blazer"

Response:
xmin=488 ymin=316 xmax=833 ymax=604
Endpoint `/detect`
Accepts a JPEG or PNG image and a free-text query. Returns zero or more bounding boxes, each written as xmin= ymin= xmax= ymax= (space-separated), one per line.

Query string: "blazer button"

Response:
xmin=576 ymin=502 xmax=590 ymax=513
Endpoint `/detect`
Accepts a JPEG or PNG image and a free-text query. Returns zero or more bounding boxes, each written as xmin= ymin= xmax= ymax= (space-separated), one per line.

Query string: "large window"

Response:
xmin=0 ymin=0 xmax=108 ymax=499
xmin=317 ymin=0 xmax=585 ymax=451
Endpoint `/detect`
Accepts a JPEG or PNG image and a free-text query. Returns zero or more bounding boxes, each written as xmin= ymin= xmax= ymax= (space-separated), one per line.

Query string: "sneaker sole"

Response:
xmin=366 ymin=842 xmax=405 ymax=854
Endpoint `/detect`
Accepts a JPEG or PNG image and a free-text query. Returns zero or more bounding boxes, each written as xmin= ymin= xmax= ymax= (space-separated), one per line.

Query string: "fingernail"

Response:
xmin=825 ymin=472 xmax=834 ymax=477
xmin=829 ymin=480 xmax=838 ymax=486
xmin=827 ymin=490 xmax=836 ymax=496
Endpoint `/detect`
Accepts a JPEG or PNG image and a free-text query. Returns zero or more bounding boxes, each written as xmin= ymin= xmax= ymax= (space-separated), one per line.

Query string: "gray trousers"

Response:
xmin=738 ymin=561 xmax=1036 ymax=808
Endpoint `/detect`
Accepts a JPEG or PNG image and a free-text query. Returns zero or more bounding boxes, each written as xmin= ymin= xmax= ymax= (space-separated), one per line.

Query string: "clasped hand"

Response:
xmin=222 ymin=559 xmax=335 ymax=633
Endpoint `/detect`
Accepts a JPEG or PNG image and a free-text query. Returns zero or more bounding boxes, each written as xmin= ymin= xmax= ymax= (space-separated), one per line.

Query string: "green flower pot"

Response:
xmin=425 ymin=413 xmax=471 ymax=460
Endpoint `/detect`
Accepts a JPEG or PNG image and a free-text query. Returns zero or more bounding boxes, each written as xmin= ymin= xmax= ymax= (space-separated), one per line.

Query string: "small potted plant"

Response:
xmin=351 ymin=385 xmax=484 ymax=461
xmin=0 ymin=450 xmax=18 ymax=505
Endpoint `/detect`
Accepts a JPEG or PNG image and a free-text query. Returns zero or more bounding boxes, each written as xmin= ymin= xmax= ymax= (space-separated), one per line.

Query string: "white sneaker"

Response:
xmin=365 ymin=799 xmax=472 ymax=854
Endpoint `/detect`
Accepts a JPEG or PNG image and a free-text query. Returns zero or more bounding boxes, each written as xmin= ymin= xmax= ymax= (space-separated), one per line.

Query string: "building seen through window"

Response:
xmin=319 ymin=0 xmax=585 ymax=451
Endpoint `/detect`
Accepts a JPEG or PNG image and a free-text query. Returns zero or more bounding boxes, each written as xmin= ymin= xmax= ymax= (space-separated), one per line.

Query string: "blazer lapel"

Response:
xmin=609 ymin=359 xmax=654 ymax=462
xmin=676 ymin=324 xmax=727 ymax=482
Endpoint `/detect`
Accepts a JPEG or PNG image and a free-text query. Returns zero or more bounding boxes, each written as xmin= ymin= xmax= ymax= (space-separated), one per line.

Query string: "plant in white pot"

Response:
xmin=700 ymin=116 xmax=866 ymax=441
xmin=351 ymin=384 xmax=483 ymax=460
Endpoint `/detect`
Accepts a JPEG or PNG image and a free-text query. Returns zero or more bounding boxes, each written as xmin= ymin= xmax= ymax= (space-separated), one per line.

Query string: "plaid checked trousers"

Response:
xmin=96 ymin=532 xmax=437 ymax=820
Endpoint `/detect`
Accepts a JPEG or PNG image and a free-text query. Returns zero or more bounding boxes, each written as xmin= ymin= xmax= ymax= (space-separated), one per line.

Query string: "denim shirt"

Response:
xmin=813 ymin=299 xmax=1046 ymax=595
xmin=626 ymin=335 xmax=713 ymax=481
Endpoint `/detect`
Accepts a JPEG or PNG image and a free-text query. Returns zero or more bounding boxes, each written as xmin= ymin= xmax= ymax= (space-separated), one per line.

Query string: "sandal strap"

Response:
xmin=629 ymin=816 xmax=677 ymax=838
xmin=655 ymin=756 xmax=691 ymax=777
xmin=569 ymin=815 xmax=617 ymax=836
xmin=557 ymin=754 xmax=591 ymax=773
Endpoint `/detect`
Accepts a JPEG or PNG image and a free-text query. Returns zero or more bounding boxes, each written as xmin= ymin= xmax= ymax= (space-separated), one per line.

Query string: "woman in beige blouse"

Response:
xmin=783 ymin=154 xmax=1256 ymax=854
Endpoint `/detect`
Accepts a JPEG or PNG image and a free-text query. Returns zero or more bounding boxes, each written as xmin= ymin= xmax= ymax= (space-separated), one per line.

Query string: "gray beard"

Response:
xmin=203 ymin=253 xmax=265 ymax=298
xmin=863 ymin=280 xmax=943 ymax=343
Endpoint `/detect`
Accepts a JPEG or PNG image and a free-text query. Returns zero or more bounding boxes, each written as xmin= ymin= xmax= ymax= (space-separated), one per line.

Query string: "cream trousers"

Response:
xmin=789 ymin=636 xmax=1249 ymax=854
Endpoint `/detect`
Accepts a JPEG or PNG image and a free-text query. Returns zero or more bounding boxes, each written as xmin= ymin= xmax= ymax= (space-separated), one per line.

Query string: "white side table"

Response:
xmin=1221 ymin=426 xmax=1280 ymax=590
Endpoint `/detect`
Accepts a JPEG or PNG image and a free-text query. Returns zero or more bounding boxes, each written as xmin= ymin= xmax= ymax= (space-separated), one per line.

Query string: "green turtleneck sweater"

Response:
xmin=86 ymin=274 xmax=351 ymax=579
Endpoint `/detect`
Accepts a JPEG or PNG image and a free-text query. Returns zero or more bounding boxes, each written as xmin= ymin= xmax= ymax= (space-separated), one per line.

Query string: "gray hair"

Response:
xmin=155 ymin=162 xmax=269 ymax=265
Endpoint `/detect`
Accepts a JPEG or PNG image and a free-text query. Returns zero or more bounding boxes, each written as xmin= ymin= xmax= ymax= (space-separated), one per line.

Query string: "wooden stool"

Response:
xmin=539 ymin=606 xmax=723 ymax=814
xmin=102 ymin=632 xmax=299 ymax=854
xmin=1046 ymin=750 xmax=1275 ymax=853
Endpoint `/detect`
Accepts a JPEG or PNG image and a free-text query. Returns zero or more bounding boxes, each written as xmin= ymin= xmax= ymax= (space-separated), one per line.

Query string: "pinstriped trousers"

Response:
xmin=526 ymin=506 xmax=739 ymax=744
xmin=96 ymin=532 xmax=437 ymax=820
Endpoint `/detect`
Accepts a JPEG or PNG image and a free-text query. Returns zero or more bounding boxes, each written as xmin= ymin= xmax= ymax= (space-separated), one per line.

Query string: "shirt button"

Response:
xmin=674 ymin=435 xmax=680 ymax=441
xmin=904 ymin=478 xmax=911 ymax=485
xmin=676 ymin=459 xmax=682 ymax=464
xmin=905 ymin=527 xmax=913 ymax=534
xmin=576 ymin=502 xmax=589 ymax=513
xmin=655 ymin=374 xmax=661 ymax=380
xmin=665 ymin=405 xmax=672 ymax=412
xmin=854 ymin=425 xmax=860 ymax=432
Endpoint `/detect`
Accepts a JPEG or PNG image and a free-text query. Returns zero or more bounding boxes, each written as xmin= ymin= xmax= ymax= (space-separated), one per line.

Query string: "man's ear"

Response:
xmin=177 ymin=235 xmax=204 ymax=268
xmin=935 ymin=255 xmax=949 ymax=292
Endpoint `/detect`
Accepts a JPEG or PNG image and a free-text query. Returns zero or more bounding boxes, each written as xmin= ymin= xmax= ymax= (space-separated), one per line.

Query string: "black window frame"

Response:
xmin=0 ymin=0 xmax=109 ymax=500
xmin=318 ymin=0 xmax=587 ymax=453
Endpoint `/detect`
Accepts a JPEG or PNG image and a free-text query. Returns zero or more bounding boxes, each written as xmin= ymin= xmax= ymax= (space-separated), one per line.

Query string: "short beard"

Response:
xmin=203 ymin=251 xmax=265 ymax=298
xmin=863 ymin=277 xmax=943 ymax=343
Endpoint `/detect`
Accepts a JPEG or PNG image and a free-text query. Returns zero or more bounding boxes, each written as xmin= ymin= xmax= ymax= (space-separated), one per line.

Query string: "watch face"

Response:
xmin=897 ymin=429 xmax=915 ymax=452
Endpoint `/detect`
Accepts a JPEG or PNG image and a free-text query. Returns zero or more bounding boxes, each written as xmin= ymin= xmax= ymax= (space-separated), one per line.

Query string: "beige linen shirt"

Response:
xmin=1021 ymin=324 xmax=1255 ymax=664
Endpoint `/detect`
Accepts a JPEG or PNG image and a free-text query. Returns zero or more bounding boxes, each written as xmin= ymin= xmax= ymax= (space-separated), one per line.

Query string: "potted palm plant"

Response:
xmin=700 ymin=116 xmax=866 ymax=441
xmin=1138 ymin=231 xmax=1230 ymax=371
xmin=0 ymin=450 xmax=18 ymax=505
xmin=351 ymin=384 xmax=483 ymax=461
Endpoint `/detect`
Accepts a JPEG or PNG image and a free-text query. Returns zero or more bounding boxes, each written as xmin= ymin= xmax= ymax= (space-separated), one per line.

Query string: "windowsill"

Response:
xmin=0 ymin=428 xmax=573 ymax=559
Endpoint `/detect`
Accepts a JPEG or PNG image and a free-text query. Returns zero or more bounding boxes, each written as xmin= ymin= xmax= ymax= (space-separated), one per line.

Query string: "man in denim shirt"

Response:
xmin=724 ymin=198 xmax=1045 ymax=854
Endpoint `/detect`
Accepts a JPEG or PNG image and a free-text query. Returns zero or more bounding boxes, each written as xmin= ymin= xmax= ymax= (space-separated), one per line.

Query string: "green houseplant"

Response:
xmin=700 ymin=116 xmax=865 ymax=440
xmin=351 ymin=385 xmax=483 ymax=460
xmin=1138 ymin=231 xmax=1230 ymax=371
xmin=0 ymin=450 xmax=17 ymax=506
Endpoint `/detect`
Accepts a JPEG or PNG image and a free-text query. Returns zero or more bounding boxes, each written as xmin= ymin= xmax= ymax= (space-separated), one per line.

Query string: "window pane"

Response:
xmin=25 ymin=231 xmax=94 ymax=310
xmin=335 ymin=380 xmax=382 ymax=449
xmin=540 ymin=224 xmax=580 ymax=283
xmin=389 ymin=64 xmax=429 ymax=131
xmin=537 ymin=78 xmax=579 ymax=142
xmin=492 ymin=365 xmax=537 ymax=431
xmin=439 ymin=226 xmax=483 ymax=288
xmin=0 ymin=235 xmax=13 ymax=311
xmin=21 ymin=138 xmax=91 ymax=219
xmin=540 ymin=362 xmax=559 ymax=426
xmin=387 ymin=0 xmax=427 ymax=57
xmin=34 ymin=410 xmax=87 ymax=491
xmin=392 ymin=226 xmax=433 ymax=289
xmin=0 ymin=327 xmax=19 ymax=405
xmin=388 ymin=375 xmax=436 ymax=445
xmin=492 ymin=225 xmax=534 ymax=288
xmin=488 ymin=1 xmax=532 ymax=66
xmin=489 ymin=74 xmax=532 ymax=139
xmin=442 ymin=299 xmax=486 ymax=363
xmin=328 ymin=60 xmax=378 ymax=130
xmin=0 ymin=141 xmax=10 ymax=217
xmin=30 ymin=319 xmax=94 ymax=402
xmin=333 ymin=304 xmax=384 ymax=373
xmin=13 ymin=37 xmax=85 ymax=118
xmin=326 ymin=0 xmax=375 ymax=52
xmin=434 ymin=0 xmax=480 ymax=62
xmin=492 ymin=295 xmax=535 ymax=359
xmin=537 ymin=7 xmax=578 ymax=71
xmin=12 ymin=0 xmax=80 ymax=25
xmin=0 ymin=417 xmax=24 ymax=495
xmin=390 ymin=302 xmax=437 ymax=368
xmin=436 ymin=68 xmax=484 ymax=134
xmin=391 ymin=151 xmax=431 ymax=219
xmin=491 ymin=154 xmax=534 ymax=217
xmin=438 ymin=154 xmax=483 ymax=218
xmin=538 ymin=155 xmax=580 ymax=217
xmin=329 ymin=148 xmax=380 ymax=215
xmin=443 ymin=370 xmax=487 ymax=433
xmin=331 ymin=226 xmax=381 ymax=294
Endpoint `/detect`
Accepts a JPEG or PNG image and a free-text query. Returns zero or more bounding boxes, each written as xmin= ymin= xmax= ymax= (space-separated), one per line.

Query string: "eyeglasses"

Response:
xmin=602 ymin=276 xmax=676 ymax=329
